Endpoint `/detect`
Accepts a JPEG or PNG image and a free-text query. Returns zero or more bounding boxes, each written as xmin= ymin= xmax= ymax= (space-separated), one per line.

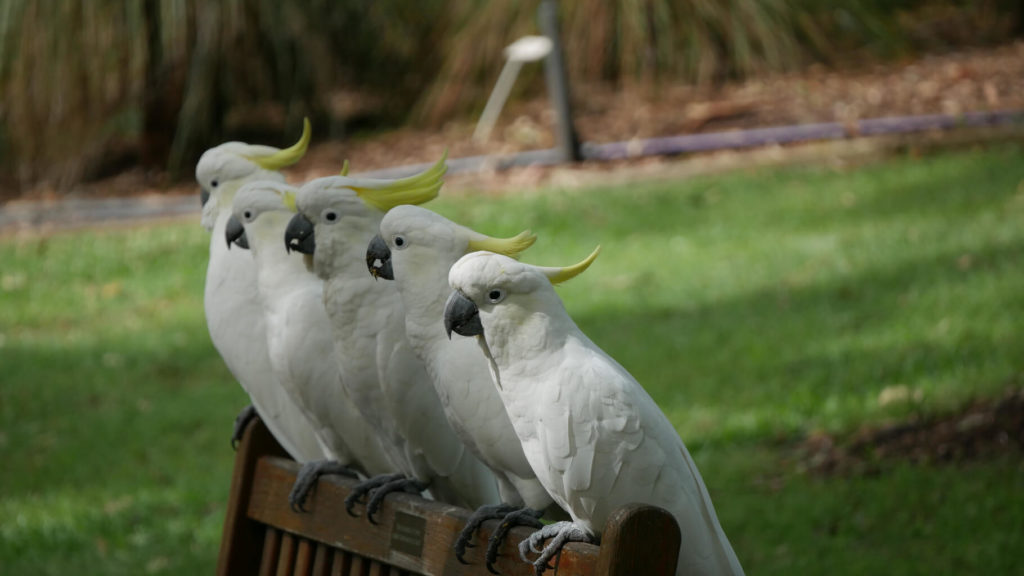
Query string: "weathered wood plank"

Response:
xmin=247 ymin=456 xmax=600 ymax=576
xmin=311 ymin=542 xmax=331 ymax=576
xmin=596 ymin=504 xmax=681 ymax=576
xmin=217 ymin=417 xmax=289 ymax=576
xmin=258 ymin=528 xmax=281 ymax=576
xmin=329 ymin=549 xmax=347 ymax=576
xmin=276 ymin=532 xmax=296 ymax=576
xmin=294 ymin=537 xmax=314 ymax=576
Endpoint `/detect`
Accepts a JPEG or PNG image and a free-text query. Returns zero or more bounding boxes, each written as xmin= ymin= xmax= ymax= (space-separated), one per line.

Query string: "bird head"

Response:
xmin=368 ymin=204 xmax=536 ymax=283
xmin=196 ymin=118 xmax=310 ymax=231
xmin=287 ymin=153 xmax=448 ymax=279
xmin=226 ymin=181 xmax=299 ymax=251
xmin=443 ymin=246 xmax=601 ymax=340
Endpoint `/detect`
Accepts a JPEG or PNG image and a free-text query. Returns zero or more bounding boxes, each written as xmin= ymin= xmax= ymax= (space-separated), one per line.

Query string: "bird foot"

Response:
xmin=344 ymin=473 xmax=405 ymax=518
xmin=230 ymin=405 xmax=257 ymax=450
xmin=518 ymin=521 xmax=596 ymax=575
xmin=365 ymin=475 xmax=429 ymax=524
xmin=453 ymin=503 xmax=521 ymax=564
xmin=485 ymin=507 xmax=545 ymax=574
xmin=288 ymin=460 xmax=358 ymax=512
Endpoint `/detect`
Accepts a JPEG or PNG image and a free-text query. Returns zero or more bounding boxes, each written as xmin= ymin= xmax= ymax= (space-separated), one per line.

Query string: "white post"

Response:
xmin=473 ymin=35 xmax=553 ymax=144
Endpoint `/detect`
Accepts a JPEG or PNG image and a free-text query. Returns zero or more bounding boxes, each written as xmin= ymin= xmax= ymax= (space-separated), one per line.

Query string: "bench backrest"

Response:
xmin=217 ymin=418 xmax=681 ymax=576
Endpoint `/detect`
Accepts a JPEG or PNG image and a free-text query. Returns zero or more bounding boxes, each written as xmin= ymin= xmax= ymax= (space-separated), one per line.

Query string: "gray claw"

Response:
xmin=344 ymin=473 xmax=404 ymax=518
xmin=230 ymin=405 xmax=257 ymax=450
xmin=454 ymin=503 xmax=520 ymax=564
xmin=366 ymin=476 xmax=428 ymax=524
xmin=288 ymin=460 xmax=357 ymax=512
xmin=517 ymin=522 xmax=595 ymax=575
xmin=486 ymin=507 xmax=545 ymax=574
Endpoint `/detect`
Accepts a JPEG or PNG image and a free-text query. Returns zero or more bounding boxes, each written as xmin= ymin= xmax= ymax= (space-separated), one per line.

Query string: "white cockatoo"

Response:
xmin=444 ymin=250 xmax=745 ymax=576
xmin=284 ymin=157 xmax=500 ymax=519
xmin=226 ymin=180 xmax=394 ymax=510
xmin=367 ymin=205 xmax=566 ymax=569
xmin=197 ymin=119 xmax=324 ymax=461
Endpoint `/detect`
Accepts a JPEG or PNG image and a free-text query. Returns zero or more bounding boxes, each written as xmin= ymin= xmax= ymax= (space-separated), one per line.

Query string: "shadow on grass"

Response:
xmin=575 ymin=235 xmax=1024 ymax=443
xmin=0 ymin=317 xmax=244 ymax=497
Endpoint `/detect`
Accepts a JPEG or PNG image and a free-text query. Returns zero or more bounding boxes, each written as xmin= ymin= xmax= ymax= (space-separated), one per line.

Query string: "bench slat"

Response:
xmin=220 ymin=417 xmax=680 ymax=576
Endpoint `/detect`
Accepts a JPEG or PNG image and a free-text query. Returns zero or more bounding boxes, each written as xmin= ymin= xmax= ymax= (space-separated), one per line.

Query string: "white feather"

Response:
xmin=448 ymin=251 xmax=745 ymax=576
xmin=231 ymin=182 xmax=393 ymax=476
xmin=294 ymin=178 xmax=501 ymax=509
xmin=198 ymin=145 xmax=324 ymax=462
xmin=379 ymin=205 xmax=556 ymax=509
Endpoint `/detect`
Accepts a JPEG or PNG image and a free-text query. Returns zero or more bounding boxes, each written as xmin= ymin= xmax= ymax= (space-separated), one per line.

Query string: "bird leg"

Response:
xmin=485 ymin=507 xmax=545 ymax=574
xmin=344 ymin=473 xmax=405 ymax=517
xmin=288 ymin=460 xmax=358 ymax=512
xmin=230 ymin=405 xmax=257 ymax=450
xmin=365 ymin=475 xmax=429 ymax=524
xmin=453 ymin=503 xmax=521 ymax=564
xmin=518 ymin=521 xmax=596 ymax=575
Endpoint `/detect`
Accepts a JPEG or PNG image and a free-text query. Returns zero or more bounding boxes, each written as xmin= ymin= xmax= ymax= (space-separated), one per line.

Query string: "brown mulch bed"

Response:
xmin=797 ymin=387 xmax=1024 ymax=477
xmin=305 ymin=41 xmax=1024 ymax=174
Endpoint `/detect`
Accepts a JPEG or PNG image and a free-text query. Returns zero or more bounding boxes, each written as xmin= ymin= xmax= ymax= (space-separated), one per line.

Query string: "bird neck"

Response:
xmin=394 ymin=256 xmax=453 ymax=345
xmin=250 ymin=214 xmax=313 ymax=301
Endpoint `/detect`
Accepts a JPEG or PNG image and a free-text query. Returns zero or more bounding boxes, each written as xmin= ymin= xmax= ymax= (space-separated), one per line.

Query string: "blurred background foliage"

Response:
xmin=0 ymin=0 xmax=1021 ymax=190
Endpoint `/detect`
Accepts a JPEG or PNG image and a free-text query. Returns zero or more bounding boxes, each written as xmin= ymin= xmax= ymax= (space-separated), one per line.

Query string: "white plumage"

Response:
xmin=445 ymin=250 xmax=744 ymax=576
xmin=196 ymin=121 xmax=324 ymax=462
xmin=228 ymin=181 xmax=393 ymax=492
xmin=370 ymin=205 xmax=562 ymax=562
xmin=287 ymin=165 xmax=500 ymax=512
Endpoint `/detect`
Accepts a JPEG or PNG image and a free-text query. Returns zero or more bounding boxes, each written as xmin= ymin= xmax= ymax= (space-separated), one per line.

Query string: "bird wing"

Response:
xmin=204 ymin=226 xmax=324 ymax=462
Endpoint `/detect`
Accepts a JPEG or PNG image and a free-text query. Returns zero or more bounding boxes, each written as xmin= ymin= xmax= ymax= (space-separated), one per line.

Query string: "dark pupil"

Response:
xmin=489 ymin=290 xmax=501 ymax=300
xmin=326 ymin=212 xmax=337 ymax=222
xmin=211 ymin=180 xmax=218 ymax=187
xmin=243 ymin=211 xmax=251 ymax=219
xmin=395 ymin=237 xmax=404 ymax=247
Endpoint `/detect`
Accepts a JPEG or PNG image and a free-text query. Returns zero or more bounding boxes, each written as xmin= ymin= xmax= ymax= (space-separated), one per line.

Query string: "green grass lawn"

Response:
xmin=2 ymin=143 xmax=1022 ymax=574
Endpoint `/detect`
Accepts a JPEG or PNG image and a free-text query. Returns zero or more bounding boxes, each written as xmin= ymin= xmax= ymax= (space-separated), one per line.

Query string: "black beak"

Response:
xmin=443 ymin=290 xmax=483 ymax=339
xmin=285 ymin=213 xmax=316 ymax=254
xmin=200 ymin=188 xmax=211 ymax=208
xmin=366 ymin=235 xmax=394 ymax=280
xmin=225 ymin=215 xmax=249 ymax=249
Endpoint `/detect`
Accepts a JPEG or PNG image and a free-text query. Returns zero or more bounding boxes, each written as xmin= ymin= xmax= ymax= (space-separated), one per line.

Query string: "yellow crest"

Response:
xmin=281 ymin=190 xmax=298 ymax=213
xmin=543 ymin=246 xmax=601 ymax=285
xmin=244 ymin=118 xmax=312 ymax=171
xmin=352 ymin=151 xmax=448 ymax=212
xmin=466 ymin=230 xmax=537 ymax=259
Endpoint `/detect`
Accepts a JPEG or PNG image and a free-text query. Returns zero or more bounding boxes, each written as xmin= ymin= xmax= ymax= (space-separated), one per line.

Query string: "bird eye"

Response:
xmin=323 ymin=209 xmax=338 ymax=223
xmin=242 ymin=210 xmax=252 ymax=221
xmin=393 ymin=235 xmax=407 ymax=249
xmin=487 ymin=288 xmax=505 ymax=304
xmin=211 ymin=179 xmax=219 ymax=188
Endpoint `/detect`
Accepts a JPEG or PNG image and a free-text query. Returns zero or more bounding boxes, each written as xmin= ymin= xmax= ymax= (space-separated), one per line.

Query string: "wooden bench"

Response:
xmin=217 ymin=417 xmax=681 ymax=575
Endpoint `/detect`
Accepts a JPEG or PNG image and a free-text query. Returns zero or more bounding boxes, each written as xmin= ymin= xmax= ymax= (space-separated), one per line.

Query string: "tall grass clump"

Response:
xmin=418 ymin=0 xmax=814 ymax=123
xmin=0 ymin=0 xmax=1020 ymax=191
xmin=0 ymin=0 xmax=444 ymax=190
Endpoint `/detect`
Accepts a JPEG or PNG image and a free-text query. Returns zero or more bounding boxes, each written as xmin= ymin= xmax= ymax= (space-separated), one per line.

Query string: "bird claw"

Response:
xmin=454 ymin=503 xmax=520 ymax=564
xmin=517 ymin=522 xmax=594 ymax=575
xmin=366 ymin=477 xmax=428 ymax=524
xmin=288 ymin=460 xmax=357 ymax=513
xmin=344 ymin=473 xmax=404 ymax=520
xmin=485 ymin=507 xmax=544 ymax=573
xmin=343 ymin=493 xmax=362 ymax=517
xmin=230 ymin=405 xmax=257 ymax=450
